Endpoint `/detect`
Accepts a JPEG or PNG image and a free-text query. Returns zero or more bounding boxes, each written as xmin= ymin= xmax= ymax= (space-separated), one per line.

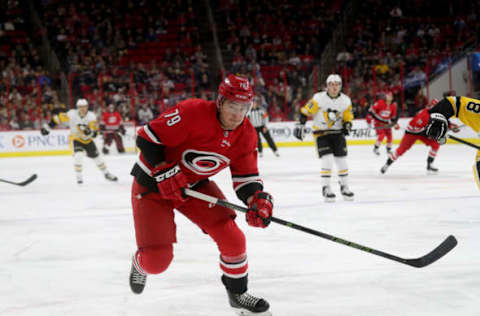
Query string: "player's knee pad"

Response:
xmin=139 ymin=245 xmax=174 ymax=275
xmin=335 ymin=156 xmax=348 ymax=171
xmin=321 ymin=153 xmax=334 ymax=170
xmin=207 ymin=219 xmax=246 ymax=257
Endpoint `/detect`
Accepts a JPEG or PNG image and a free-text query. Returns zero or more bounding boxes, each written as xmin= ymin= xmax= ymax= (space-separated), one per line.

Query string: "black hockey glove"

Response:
xmin=293 ymin=123 xmax=306 ymax=141
xmin=342 ymin=121 xmax=352 ymax=136
xmin=425 ymin=113 xmax=448 ymax=142
xmin=40 ymin=127 xmax=50 ymax=136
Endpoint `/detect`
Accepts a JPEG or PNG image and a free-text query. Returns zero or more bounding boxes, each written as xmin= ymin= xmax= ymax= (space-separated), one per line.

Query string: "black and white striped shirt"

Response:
xmin=247 ymin=107 xmax=267 ymax=128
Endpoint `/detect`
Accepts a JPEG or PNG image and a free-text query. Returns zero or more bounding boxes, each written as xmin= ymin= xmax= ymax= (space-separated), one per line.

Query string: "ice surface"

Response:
xmin=1 ymin=144 xmax=479 ymax=316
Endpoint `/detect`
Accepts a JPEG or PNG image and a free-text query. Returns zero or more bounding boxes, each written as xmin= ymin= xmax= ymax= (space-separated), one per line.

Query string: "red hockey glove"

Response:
xmin=152 ymin=163 xmax=188 ymax=203
xmin=246 ymin=191 xmax=273 ymax=228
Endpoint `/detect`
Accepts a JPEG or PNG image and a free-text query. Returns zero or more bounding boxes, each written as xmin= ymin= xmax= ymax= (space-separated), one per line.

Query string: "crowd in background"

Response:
xmin=1 ymin=0 xmax=480 ymax=130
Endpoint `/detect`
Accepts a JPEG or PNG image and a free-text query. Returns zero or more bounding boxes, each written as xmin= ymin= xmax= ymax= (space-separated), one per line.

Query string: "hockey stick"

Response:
xmin=0 ymin=174 xmax=37 ymax=186
xmin=183 ymin=188 xmax=457 ymax=268
xmin=447 ymin=134 xmax=480 ymax=150
xmin=312 ymin=123 xmax=397 ymax=136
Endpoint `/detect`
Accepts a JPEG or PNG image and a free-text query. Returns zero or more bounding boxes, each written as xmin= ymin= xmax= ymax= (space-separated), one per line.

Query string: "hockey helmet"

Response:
xmin=326 ymin=74 xmax=342 ymax=85
xmin=76 ymin=98 xmax=89 ymax=108
xmin=218 ymin=74 xmax=254 ymax=105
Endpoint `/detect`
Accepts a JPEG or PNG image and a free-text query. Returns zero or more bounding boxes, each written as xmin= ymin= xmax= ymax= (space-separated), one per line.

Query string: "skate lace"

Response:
xmin=132 ymin=270 xmax=146 ymax=285
xmin=235 ymin=293 xmax=260 ymax=308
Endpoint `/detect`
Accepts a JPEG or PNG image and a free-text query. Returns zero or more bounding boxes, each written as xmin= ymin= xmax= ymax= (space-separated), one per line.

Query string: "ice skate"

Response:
xmin=340 ymin=184 xmax=354 ymax=201
xmin=373 ymin=146 xmax=380 ymax=156
xmin=322 ymin=185 xmax=336 ymax=202
xmin=258 ymin=152 xmax=263 ymax=158
xmin=102 ymin=147 xmax=109 ymax=154
xmin=427 ymin=164 xmax=439 ymax=174
xmin=105 ymin=172 xmax=118 ymax=181
xmin=129 ymin=254 xmax=147 ymax=294
xmin=380 ymin=158 xmax=393 ymax=174
xmin=76 ymin=174 xmax=83 ymax=184
xmin=273 ymin=151 xmax=280 ymax=157
xmin=380 ymin=163 xmax=389 ymax=174
xmin=226 ymin=289 xmax=271 ymax=316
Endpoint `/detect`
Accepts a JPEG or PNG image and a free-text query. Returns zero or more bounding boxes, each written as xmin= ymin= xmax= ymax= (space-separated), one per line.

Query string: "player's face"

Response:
xmin=327 ymin=82 xmax=341 ymax=97
xmin=78 ymin=106 xmax=88 ymax=117
xmin=219 ymin=99 xmax=251 ymax=130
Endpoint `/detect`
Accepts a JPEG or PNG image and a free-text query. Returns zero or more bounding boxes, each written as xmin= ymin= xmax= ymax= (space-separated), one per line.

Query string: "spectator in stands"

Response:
xmin=137 ymin=103 xmax=154 ymax=125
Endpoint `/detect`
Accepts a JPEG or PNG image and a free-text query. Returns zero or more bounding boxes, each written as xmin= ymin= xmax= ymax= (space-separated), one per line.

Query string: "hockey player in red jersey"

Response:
xmin=129 ymin=74 xmax=273 ymax=315
xmin=100 ymin=104 xmax=126 ymax=154
xmin=380 ymin=99 xmax=457 ymax=174
xmin=367 ymin=91 xmax=399 ymax=155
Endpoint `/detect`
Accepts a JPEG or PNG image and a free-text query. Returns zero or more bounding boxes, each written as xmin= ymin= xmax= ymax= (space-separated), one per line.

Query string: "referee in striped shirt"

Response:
xmin=247 ymin=97 xmax=279 ymax=158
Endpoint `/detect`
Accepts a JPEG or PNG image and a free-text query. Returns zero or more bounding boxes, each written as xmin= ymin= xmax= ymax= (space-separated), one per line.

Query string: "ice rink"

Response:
xmin=1 ymin=143 xmax=479 ymax=316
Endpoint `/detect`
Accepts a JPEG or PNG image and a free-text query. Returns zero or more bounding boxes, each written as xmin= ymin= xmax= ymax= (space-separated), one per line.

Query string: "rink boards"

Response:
xmin=0 ymin=118 xmax=478 ymax=157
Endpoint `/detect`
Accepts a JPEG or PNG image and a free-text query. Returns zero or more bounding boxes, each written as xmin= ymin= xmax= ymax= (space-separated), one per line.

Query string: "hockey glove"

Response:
xmin=40 ymin=127 xmax=50 ymax=136
xmin=246 ymin=191 xmax=273 ymax=228
xmin=152 ymin=162 xmax=188 ymax=203
xmin=425 ymin=113 xmax=448 ymax=141
xmin=342 ymin=121 xmax=352 ymax=136
xmin=293 ymin=123 xmax=306 ymax=141
xmin=449 ymin=122 xmax=460 ymax=133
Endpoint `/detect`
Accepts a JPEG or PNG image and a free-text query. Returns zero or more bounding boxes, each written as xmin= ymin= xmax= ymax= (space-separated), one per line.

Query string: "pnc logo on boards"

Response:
xmin=12 ymin=135 xmax=26 ymax=148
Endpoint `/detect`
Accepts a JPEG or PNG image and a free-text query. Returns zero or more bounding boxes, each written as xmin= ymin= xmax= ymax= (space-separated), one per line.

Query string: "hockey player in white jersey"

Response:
xmin=293 ymin=74 xmax=354 ymax=202
xmin=41 ymin=98 xmax=118 ymax=184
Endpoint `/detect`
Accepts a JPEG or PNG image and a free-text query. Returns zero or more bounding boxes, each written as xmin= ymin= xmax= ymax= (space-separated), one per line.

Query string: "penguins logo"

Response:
xmin=182 ymin=150 xmax=230 ymax=176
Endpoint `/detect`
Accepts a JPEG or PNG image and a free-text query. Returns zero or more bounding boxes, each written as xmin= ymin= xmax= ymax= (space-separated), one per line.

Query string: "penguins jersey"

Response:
xmin=300 ymin=91 xmax=354 ymax=132
xmin=430 ymin=96 xmax=480 ymax=133
xmin=53 ymin=109 xmax=98 ymax=144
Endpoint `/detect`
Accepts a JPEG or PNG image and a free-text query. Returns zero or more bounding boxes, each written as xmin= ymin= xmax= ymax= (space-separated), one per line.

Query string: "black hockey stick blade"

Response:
xmin=0 ymin=174 xmax=38 ymax=186
xmin=403 ymin=235 xmax=457 ymax=268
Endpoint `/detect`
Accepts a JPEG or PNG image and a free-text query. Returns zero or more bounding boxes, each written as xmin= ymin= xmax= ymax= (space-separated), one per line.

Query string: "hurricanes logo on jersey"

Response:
xmin=182 ymin=150 xmax=230 ymax=176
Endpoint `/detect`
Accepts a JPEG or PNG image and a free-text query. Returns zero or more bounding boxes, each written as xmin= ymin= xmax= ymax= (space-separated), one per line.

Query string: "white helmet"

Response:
xmin=326 ymin=74 xmax=342 ymax=85
xmin=76 ymin=98 xmax=89 ymax=108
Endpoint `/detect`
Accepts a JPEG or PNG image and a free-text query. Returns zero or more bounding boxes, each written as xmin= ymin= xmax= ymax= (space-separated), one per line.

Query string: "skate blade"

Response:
xmin=342 ymin=195 xmax=354 ymax=201
xmin=324 ymin=197 xmax=336 ymax=203
xmin=427 ymin=170 xmax=439 ymax=175
xmin=232 ymin=307 xmax=272 ymax=316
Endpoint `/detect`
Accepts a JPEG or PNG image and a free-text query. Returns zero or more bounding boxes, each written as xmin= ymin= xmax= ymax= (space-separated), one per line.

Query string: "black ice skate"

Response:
xmin=340 ymin=184 xmax=354 ymax=201
xmin=105 ymin=172 xmax=118 ymax=181
xmin=381 ymin=158 xmax=393 ymax=174
xmin=380 ymin=164 xmax=389 ymax=174
xmin=373 ymin=145 xmax=380 ymax=156
xmin=427 ymin=164 xmax=439 ymax=174
xmin=273 ymin=151 xmax=280 ymax=157
xmin=226 ymin=289 xmax=271 ymax=316
xmin=102 ymin=147 xmax=109 ymax=154
xmin=322 ymin=185 xmax=336 ymax=202
xmin=129 ymin=255 xmax=147 ymax=294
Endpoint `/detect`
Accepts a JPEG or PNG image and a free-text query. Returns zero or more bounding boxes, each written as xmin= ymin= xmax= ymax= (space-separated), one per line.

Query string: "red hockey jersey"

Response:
xmin=406 ymin=108 xmax=429 ymax=134
xmin=369 ymin=99 xmax=397 ymax=126
xmin=133 ymin=98 xmax=262 ymax=200
xmin=101 ymin=111 xmax=123 ymax=131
